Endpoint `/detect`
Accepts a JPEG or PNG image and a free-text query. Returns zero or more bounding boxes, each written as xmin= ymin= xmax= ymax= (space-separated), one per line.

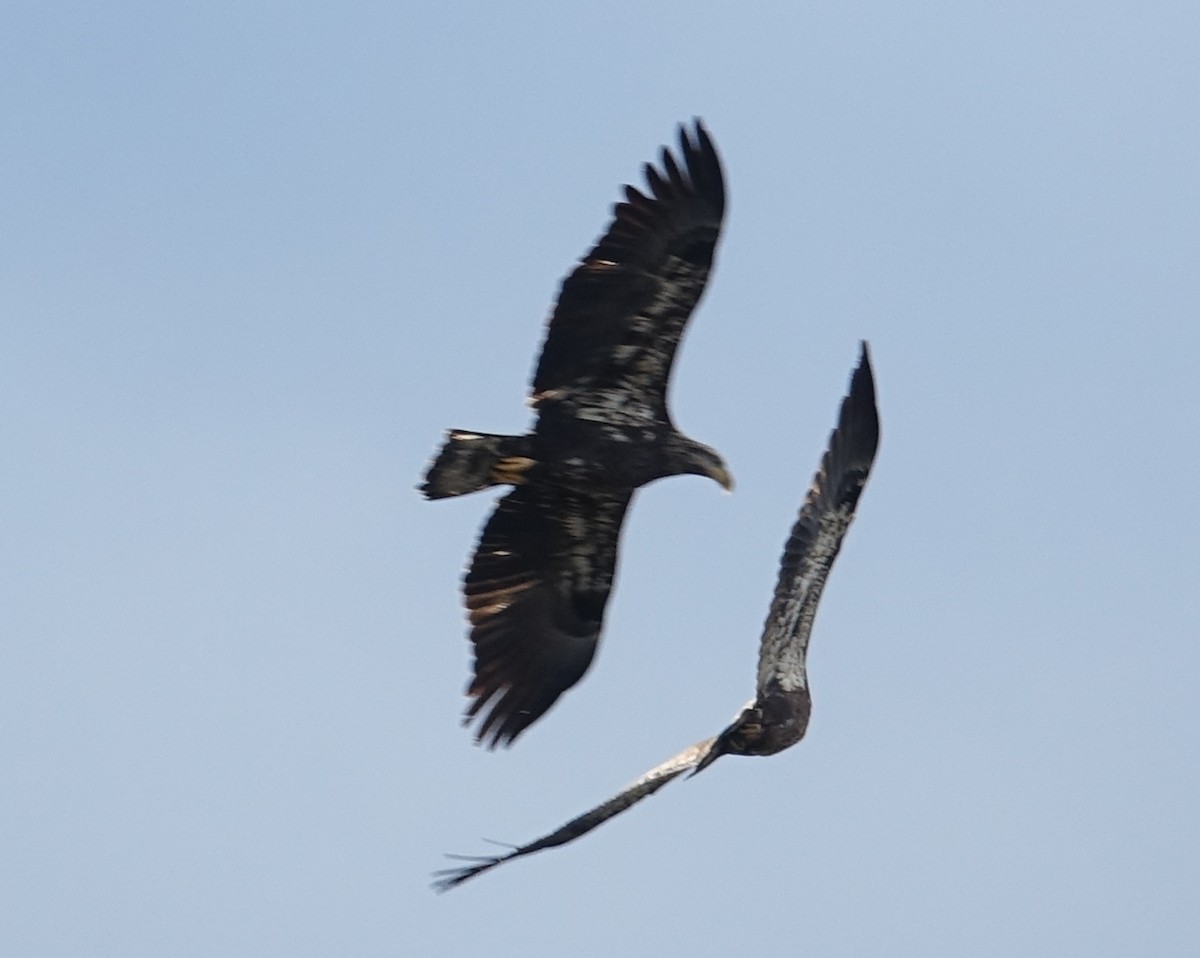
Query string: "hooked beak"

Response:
xmin=709 ymin=463 xmax=734 ymax=494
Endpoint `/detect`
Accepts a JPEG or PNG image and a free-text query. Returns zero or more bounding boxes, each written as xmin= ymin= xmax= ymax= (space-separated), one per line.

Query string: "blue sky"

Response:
xmin=4 ymin=2 xmax=1198 ymax=955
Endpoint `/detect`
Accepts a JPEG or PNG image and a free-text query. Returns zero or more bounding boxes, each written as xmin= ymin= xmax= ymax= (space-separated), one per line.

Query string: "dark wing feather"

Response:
xmin=432 ymin=737 xmax=717 ymax=891
xmin=530 ymin=120 xmax=725 ymax=426
xmin=462 ymin=484 xmax=632 ymax=747
xmin=756 ymin=343 xmax=880 ymax=699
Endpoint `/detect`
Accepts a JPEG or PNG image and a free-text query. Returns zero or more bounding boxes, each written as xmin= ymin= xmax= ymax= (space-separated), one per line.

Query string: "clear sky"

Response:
xmin=4 ymin=2 xmax=1198 ymax=955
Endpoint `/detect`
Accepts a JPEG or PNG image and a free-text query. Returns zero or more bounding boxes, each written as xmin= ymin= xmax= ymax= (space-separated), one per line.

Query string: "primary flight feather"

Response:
xmin=420 ymin=121 xmax=732 ymax=748
xmin=433 ymin=342 xmax=879 ymax=889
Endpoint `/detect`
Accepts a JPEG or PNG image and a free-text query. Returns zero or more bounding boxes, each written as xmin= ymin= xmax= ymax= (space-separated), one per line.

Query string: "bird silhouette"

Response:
xmin=433 ymin=342 xmax=880 ymax=890
xmin=420 ymin=121 xmax=732 ymax=748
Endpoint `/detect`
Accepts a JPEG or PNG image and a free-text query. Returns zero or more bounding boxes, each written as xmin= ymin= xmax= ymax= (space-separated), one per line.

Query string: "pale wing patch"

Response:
xmin=466 ymin=578 xmax=537 ymax=621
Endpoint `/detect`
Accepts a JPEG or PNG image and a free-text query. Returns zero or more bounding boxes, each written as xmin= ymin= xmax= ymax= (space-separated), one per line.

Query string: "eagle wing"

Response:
xmin=530 ymin=120 xmax=725 ymax=428
xmin=432 ymin=736 xmax=717 ymax=892
xmin=462 ymin=484 xmax=633 ymax=748
xmin=755 ymin=343 xmax=880 ymax=700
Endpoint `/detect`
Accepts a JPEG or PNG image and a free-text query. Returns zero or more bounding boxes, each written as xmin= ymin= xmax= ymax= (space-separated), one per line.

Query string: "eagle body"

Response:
xmin=422 ymin=121 xmax=731 ymax=748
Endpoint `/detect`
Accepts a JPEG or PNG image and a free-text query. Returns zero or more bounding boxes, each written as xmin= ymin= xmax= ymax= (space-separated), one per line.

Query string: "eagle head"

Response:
xmin=693 ymin=694 xmax=811 ymax=774
xmin=716 ymin=702 xmax=769 ymax=756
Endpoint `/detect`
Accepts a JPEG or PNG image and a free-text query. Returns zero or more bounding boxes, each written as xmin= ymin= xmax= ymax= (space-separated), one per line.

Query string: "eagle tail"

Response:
xmin=420 ymin=430 xmax=531 ymax=499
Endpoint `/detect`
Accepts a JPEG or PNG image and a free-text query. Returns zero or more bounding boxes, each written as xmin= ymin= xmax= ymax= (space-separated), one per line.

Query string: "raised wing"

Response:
xmin=433 ymin=737 xmax=718 ymax=891
xmin=530 ymin=120 xmax=725 ymax=427
xmin=756 ymin=343 xmax=880 ymax=699
xmin=462 ymin=484 xmax=633 ymax=748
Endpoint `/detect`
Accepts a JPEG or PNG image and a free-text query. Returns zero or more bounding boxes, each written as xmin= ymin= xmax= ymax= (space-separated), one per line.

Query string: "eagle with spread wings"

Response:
xmin=433 ymin=343 xmax=879 ymax=890
xmin=420 ymin=122 xmax=733 ymax=748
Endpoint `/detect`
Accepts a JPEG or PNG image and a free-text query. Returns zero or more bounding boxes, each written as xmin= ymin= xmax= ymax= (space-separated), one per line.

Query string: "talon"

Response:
xmin=492 ymin=456 xmax=537 ymax=485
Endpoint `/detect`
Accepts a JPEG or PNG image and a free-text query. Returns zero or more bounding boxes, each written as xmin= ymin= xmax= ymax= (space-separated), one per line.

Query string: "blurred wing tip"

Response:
xmin=680 ymin=116 xmax=710 ymax=145
xmin=431 ymin=862 xmax=498 ymax=894
xmin=849 ymin=342 xmax=879 ymax=414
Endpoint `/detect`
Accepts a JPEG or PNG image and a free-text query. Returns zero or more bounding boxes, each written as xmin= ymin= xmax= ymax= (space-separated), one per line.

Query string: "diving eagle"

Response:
xmin=421 ymin=121 xmax=733 ymax=748
xmin=433 ymin=343 xmax=879 ymax=890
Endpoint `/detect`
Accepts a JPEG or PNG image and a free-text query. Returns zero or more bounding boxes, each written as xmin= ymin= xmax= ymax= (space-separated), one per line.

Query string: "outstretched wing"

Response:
xmin=531 ymin=120 xmax=725 ymax=428
xmin=756 ymin=343 xmax=880 ymax=699
xmin=462 ymin=484 xmax=633 ymax=748
xmin=433 ymin=736 xmax=718 ymax=892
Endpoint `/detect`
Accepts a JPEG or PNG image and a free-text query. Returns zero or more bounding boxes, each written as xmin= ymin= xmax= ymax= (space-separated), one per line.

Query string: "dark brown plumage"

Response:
xmin=433 ymin=343 xmax=880 ymax=890
xmin=421 ymin=122 xmax=732 ymax=748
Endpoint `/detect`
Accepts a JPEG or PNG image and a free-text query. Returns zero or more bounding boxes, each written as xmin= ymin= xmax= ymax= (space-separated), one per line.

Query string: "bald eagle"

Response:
xmin=421 ymin=122 xmax=732 ymax=748
xmin=433 ymin=343 xmax=879 ymax=890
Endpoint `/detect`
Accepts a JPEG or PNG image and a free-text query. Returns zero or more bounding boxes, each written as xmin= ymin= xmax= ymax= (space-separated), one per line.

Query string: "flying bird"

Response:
xmin=433 ymin=342 xmax=880 ymax=890
xmin=421 ymin=121 xmax=733 ymax=748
